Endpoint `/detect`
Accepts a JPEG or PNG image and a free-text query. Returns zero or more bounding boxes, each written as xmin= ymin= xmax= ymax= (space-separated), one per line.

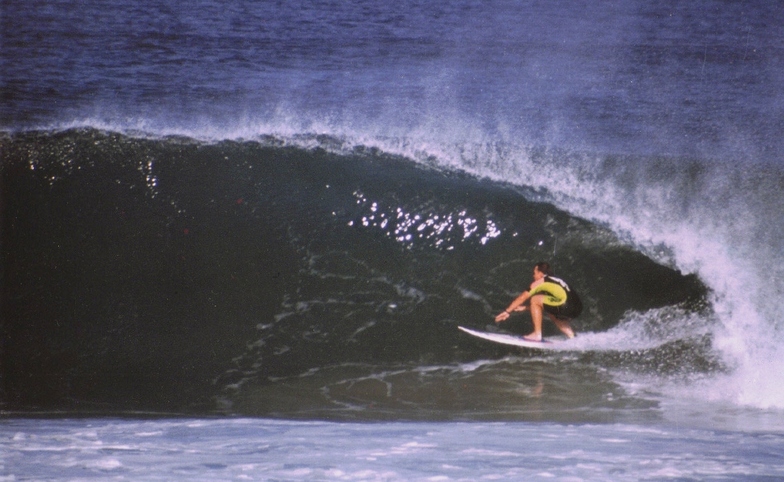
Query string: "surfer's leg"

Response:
xmin=525 ymin=294 xmax=545 ymax=341
xmin=550 ymin=315 xmax=575 ymax=339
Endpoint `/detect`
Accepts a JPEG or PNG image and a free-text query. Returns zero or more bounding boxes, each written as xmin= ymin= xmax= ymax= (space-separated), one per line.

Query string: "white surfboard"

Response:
xmin=458 ymin=326 xmax=569 ymax=350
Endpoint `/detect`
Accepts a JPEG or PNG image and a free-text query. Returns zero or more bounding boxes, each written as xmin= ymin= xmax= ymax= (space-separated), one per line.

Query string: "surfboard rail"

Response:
xmin=458 ymin=325 xmax=568 ymax=350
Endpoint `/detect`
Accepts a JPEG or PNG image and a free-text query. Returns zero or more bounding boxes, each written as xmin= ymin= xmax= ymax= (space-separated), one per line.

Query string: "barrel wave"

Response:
xmin=2 ymin=129 xmax=709 ymax=418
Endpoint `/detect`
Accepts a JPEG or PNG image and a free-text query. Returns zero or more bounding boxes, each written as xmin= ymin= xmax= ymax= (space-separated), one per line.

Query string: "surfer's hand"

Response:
xmin=495 ymin=311 xmax=510 ymax=323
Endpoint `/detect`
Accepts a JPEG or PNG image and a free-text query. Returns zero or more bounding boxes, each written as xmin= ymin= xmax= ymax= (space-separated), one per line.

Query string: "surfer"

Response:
xmin=494 ymin=262 xmax=582 ymax=341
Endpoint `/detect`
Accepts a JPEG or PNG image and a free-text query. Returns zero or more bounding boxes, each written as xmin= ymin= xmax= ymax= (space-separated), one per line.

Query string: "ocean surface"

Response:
xmin=3 ymin=0 xmax=784 ymax=480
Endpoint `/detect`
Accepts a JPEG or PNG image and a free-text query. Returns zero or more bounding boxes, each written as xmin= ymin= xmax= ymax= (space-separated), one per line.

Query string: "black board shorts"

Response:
xmin=544 ymin=291 xmax=583 ymax=320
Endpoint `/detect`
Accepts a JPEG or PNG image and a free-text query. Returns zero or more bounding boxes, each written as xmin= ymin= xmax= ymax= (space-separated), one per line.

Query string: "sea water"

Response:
xmin=3 ymin=0 xmax=784 ymax=479
xmin=4 ymin=418 xmax=784 ymax=481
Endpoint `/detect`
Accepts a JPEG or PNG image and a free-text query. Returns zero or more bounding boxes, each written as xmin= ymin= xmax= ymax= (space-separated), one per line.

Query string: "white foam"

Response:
xmin=4 ymin=418 xmax=784 ymax=480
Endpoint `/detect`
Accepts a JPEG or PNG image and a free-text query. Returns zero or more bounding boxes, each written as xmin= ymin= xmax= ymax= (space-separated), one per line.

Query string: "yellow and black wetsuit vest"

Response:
xmin=529 ymin=275 xmax=571 ymax=306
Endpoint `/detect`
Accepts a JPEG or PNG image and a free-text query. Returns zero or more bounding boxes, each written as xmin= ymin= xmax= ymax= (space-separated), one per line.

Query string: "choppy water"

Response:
xmin=4 ymin=418 xmax=784 ymax=481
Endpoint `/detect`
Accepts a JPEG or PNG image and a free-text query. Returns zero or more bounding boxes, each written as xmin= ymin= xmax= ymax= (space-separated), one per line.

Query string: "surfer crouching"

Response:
xmin=495 ymin=262 xmax=583 ymax=341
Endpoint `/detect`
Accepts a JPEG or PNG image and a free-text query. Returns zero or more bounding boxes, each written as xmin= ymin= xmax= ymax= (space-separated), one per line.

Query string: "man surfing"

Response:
xmin=494 ymin=262 xmax=582 ymax=341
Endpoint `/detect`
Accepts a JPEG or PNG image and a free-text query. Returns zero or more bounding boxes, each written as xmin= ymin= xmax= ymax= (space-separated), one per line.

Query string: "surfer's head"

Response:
xmin=534 ymin=261 xmax=553 ymax=276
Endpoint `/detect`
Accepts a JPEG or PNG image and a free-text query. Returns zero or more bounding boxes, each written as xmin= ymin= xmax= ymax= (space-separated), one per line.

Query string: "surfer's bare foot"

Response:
xmin=523 ymin=333 xmax=542 ymax=342
xmin=562 ymin=328 xmax=575 ymax=339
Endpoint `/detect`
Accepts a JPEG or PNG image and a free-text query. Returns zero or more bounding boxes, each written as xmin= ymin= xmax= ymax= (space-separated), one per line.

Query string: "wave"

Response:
xmin=1 ymin=126 xmax=780 ymax=417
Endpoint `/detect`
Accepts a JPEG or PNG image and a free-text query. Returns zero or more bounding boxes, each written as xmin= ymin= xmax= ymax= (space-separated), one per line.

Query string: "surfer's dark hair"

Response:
xmin=535 ymin=261 xmax=553 ymax=275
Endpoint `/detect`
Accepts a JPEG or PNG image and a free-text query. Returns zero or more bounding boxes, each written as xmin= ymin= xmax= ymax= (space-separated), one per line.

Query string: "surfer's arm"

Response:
xmin=495 ymin=291 xmax=532 ymax=322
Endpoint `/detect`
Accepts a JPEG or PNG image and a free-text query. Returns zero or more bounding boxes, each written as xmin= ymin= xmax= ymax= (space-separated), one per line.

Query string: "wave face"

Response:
xmin=2 ymin=129 xmax=708 ymax=416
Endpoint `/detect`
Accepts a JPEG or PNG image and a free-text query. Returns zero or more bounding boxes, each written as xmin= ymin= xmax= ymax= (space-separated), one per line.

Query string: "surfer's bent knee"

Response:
xmin=530 ymin=294 xmax=545 ymax=306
